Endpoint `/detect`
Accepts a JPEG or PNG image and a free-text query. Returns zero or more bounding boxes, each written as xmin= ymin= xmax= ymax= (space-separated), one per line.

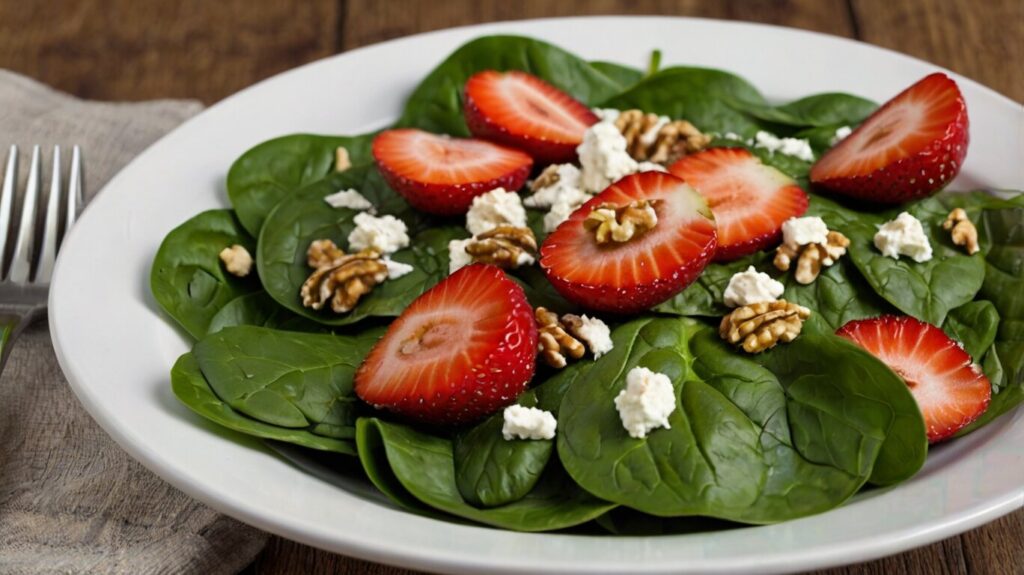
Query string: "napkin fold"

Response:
xmin=0 ymin=70 xmax=268 ymax=575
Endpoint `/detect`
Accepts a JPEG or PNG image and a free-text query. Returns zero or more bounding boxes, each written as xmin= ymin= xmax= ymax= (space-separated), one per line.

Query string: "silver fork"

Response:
xmin=0 ymin=145 xmax=82 ymax=370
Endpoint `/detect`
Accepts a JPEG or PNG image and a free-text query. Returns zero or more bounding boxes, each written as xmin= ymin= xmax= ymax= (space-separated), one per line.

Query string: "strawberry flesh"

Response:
xmin=811 ymin=73 xmax=969 ymax=203
xmin=836 ymin=315 xmax=991 ymax=443
xmin=540 ymin=171 xmax=717 ymax=314
xmin=354 ymin=264 xmax=538 ymax=425
xmin=669 ymin=147 xmax=808 ymax=261
xmin=373 ymin=129 xmax=533 ymax=216
xmin=464 ymin=70 xmax=598 ymax=164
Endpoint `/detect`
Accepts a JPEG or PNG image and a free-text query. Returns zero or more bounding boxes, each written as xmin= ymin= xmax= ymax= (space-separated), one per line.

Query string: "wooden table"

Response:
xmin=1 ymin=1 xmax=1020 ymax=573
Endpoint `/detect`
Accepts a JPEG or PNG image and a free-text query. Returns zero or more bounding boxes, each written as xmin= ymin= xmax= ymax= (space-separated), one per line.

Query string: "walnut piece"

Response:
xmin=535 ymin=307 xmax=585 ymax=368
xmin=719 ymin=300 xmax=811 ymax=353
xmin=463 ymin=226 xmax=537 ymax=269
xmin=774 ymin=230 xmax=850 ymax=285
xmin=300 ymin=239 xmax=387 ymax=313
xmin=942 ymin=208 xmax=980 ymax=255
xmin=335 ymin=146 xmax=351 ymax=173
xmin=530 ymin=164 xmax=562 ymax=192
xmin=583 ymin=200 xmax=658 ymax=244
xmin=219 ymin=244 xmax=253 ymax=277
xmin=614 ymin=109 xmax=711 ymax=164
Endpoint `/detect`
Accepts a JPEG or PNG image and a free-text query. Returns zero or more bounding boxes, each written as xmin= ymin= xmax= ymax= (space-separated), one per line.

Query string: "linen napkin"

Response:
xmin=0 ymin=70 xmax=268 ymax=575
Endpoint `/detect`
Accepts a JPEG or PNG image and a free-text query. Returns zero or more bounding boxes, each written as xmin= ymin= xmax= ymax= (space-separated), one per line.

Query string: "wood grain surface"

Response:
xmin=0 ymin=1 xmax=1020 ymax=574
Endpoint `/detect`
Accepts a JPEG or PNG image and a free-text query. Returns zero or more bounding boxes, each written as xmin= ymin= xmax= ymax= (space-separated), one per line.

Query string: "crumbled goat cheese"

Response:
xmin=831 ymin=125 xmax=853 ymax=146
xmin=874 ymin=212 xmax=933 ymax=262
xmin=636 ymin=161 xmax=668 ymax=173
xmin=574 ymin=315 xmax=614 ymax=358
xmin=347 ymin=212 xmax=409 ymax=255
xmin=323 ymin=188 xmax=373 ymax=211
xmin=465 ymin=188 xmax=528 ymax=236
xmin=782 ymin=216 xmax=830 ymax=247
xmin=502 ymin=405 xmax=557 ymax=440
xmin=542 ymin=198 xmax=583 ymax=232
xmin=524 ymin=164 xmax=588 ymax=209
xmin=591 ymin=108 xmax=621 ymax=123
xmin=614 ymin=366 xmax=676 ymax=439
xmin=754 ymin=131 xmax=815 ymax=162
xmin=578 ymin=121 xmax=639 ymax=193
xmin=722 ymin=132 xmax=748 ymax=142
xmin=383 ymin=258 xmax=414 ymax=280
xmin=219 ymin=244 xmax=253 ymax=277
xmin=723 ymin=266 xmax=785 ymax=308
xmin=447 ymin=238 xmax=474 ymax=274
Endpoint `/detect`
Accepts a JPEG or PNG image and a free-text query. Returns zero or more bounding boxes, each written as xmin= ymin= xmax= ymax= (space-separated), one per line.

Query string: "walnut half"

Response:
xmin=535 ymin=307 xmax=585 ymax=368
xmin=463 ymin=226 xmax=537 ymax=269
xmin=583 ymin=200 xmax=658 ymax=244
xmin=942 ymin=208 xmax=979 ymax=255
xmin=219 ymin=244 xmax=253 ymax=277
xmin=300 ymin=239 xmax=388 ymax=313
xmin=719 ymin=300 xmax=811 ymax=353
xmin=614 ymin=109 xmax=711 ymax=164
xmin=774 ymin=230 xmax=850 ymax=285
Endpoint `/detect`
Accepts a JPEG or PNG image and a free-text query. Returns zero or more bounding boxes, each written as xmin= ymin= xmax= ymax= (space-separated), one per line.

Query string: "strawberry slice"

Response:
xmin=836 ymin=315 xmax=990 ymax=443
xmin=669 ymin=148 xmax=808 ymax=261
xmin=354 ymin=264 xmax=537 ymax=425
xmin=372 ymin=129 xmax=533 ymax=216
xmin=464 ymin=70 xmax=599 ymax=164
xmin=540 ymin=171 xmax=717 ymax=314
xmin=810 ymin=73 xmax=969 ymax=203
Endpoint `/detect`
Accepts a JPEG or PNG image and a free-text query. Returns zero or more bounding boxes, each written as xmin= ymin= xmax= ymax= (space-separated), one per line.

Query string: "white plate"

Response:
xmin=49 ymin=16 xmax=1024 ymax=575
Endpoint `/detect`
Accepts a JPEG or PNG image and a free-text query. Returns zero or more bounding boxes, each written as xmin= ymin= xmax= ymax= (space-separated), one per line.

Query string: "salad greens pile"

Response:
xmin=151 ymin=35 xmax=1024 ymax=533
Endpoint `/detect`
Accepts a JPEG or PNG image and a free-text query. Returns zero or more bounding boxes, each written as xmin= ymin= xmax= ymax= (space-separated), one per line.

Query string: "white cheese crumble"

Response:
xmin=782 ymin=216 xmax=830 ymax=247
xmin=614 ymin=367 xmax=676 ymax=439
xmin=874 ymin=212 xmax=933 ymax=263
xmin=382 ymin=258 xmax=414 ymax=280
xmin=591 ymin=108 xmax=621 ymax=123
xmin=754 ymin=131 xmax=815 ymax=162
xmin=721 ymin=132 xmax=748 ymax=142
xmin=523 ymin=164 xmax=588 ymax=209
xmin=831 ymin=125 xmax=853 ymax=146
xmin=323 ymin=188 xmax=373 ymax=211
xmin=502 ymin=405 xmax=557 ymax=441
xmin=219 ymin=244 xmax=253 ymax=277
xmin=465 ymin=187 xmax=528 ymax=236
xmin=723 ymin=266 xmax=785 ymax=308
xmin=542 ymin=198 xmax=582 ymax=232
xmin=574 ymin=315 xmax=613 ymax=358
xmin=347 ymin=213 xmax=409 ymax=255
xmin=447 ymin=238 xmax=473 ymax=274
xmin=577 ymin=121 xmax=639 ymax=193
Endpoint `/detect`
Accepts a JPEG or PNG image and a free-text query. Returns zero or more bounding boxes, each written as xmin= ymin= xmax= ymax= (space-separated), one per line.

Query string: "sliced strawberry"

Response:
xmin=354 ymin=264 xmax=537 ymax=425
xmin=540 ymin=171 xmax=717 ymax=314
xmin=372 ymin=129 xmax=533 ymax=216
xmin=669 ymin=148 xmax=808 ymax=261
xmin=836 ymin=315 xmax=990 ymax=443
xmin=464 ymin=70 xmax=598 ymax=164
xmin=810 ymin=73 xmax=969 ymax=203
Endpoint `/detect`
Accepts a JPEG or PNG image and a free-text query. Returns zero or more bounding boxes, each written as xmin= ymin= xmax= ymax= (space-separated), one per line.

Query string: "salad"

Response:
xmin=151 ymin=35 xmax=1024 ymax=534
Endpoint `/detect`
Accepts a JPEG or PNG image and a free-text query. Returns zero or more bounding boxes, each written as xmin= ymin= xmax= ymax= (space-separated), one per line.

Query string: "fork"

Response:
xmin=0 ymin=145 xmax=82 ymax=372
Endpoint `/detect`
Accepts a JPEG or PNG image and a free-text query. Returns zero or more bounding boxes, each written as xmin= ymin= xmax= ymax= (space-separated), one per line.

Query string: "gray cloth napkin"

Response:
xmin=0 ymin=70 xmax=268 ymax=574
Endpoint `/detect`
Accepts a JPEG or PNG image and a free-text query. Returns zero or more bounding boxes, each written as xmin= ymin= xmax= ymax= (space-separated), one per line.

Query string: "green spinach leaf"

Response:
xmin=151 ymin=209 xmax=261 ymax=339
xmin=654 ymin=254 xmax=768 ymax=317
xmin=783 ymin=258 xmax=894 ymax=333
xmin=171 ymin=353 xmax=356 ymax=454
xmin=207 ymin=292 xmax=323 ymax=334
xmin=743 ymin=93 xmax=876 ymax=128
xmin=193 ymin=326 xmax=381 ymax=437
xmin=942 ymin=300 xmax=1000 ymax=361
xmin=589 ymin=60 xmax=643 ymax=88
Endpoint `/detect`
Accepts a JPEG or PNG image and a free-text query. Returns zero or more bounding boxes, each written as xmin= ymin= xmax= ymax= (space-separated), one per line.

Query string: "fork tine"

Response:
xmin=35 ymin=146 xmax=62 ymax=283
xmin=8 ymin=145 xmax=41 ymax=283
xmin=0 ymin=146 xmax=16 ymax=268
xmin=66 ymin=145 xmax=82 ymax=232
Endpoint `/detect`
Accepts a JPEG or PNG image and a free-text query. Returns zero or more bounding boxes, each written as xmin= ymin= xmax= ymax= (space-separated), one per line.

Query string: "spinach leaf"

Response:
xmin=511 ymin=266 xmax=577 ymax=314
xmin=654 ymin=254 xmax=768 ymax=317
xmin=942 ymin=300 xmax=1000 ymax=360
xmin=783 ymin=258 xmax=894 ymax=333
xmin=257 ymin=173 xmax=460 ymax=326
xmin=151 ymin=209 xmax=261 ymax=339
xmin=227 ymin=133 xmax=375 ymax=236
xmin=558 ymin=318 xmax=924 ymax=522
xmin=356 ymin=418 xmax=614 ymax=531
xmin=743 ymin=93 xmax=876 ymax=128
xmin=207 ymin=292 xmax=323 ymax=334
xmin=845 ymin=197 xmax=986 ymax=325
xmin=589 ymin=60 xmax=643 ymax=88
xmin=397 ymin=35 xmax=627 ymax=137
xmin=192 ymin=326 xmax=381 ymax=437
xmin=171 ymin=353 xmax=356 ymax=455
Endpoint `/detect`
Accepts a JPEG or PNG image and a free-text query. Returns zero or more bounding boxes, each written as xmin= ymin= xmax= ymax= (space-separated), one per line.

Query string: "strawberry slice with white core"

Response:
xmin=810 ymin=73 xmax=969 ymax=203
xmin=372 ymin=129 xmax=533 ymax=216
xmin=669 ymin=147 xmax=808 ymax=261
xmin=540 ymin=171 xmax=717 ymax=314
xmin=354 ymin=264 xmax=538 ymax=425
xmin=836 ymin=315 xmax=991 ymax=443
xmin=464 ymin=70 xmax=599 ymax=163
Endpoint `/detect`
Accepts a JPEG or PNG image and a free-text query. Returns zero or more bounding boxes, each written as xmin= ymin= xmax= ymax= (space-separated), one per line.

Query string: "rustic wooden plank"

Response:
xmin=0 ymin=0 xmax=339 ymax=104
xmin=851 ymin=0 xmax=1023 ymax=101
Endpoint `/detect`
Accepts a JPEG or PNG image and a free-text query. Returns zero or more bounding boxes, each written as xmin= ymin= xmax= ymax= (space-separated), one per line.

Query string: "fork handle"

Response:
xmin=0 ymin=313 xmax=30 ymax=377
